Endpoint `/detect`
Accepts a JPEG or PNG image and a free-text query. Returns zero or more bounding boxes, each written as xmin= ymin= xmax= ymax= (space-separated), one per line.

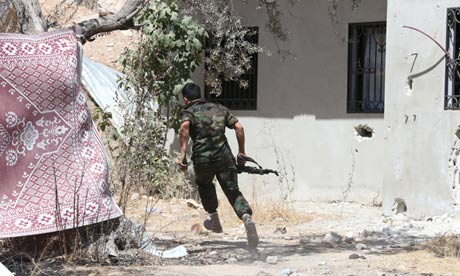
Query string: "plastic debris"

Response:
xmin=162 ymin=245 xmax=188 ymax=258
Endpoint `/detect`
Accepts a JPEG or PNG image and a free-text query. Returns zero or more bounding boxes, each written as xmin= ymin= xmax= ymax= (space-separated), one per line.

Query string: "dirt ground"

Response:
xmin=56 ymin=196 xmax=460 ymax=276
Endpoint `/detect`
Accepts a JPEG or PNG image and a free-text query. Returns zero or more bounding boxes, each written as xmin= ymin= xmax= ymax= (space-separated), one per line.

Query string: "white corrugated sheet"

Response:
xmin=81 ymin=57 xmax=128 ymax=133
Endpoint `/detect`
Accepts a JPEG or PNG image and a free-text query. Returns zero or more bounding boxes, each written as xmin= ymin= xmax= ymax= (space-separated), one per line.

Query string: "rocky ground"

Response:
xmin=30 ymin=197 xmax=460 ymax=276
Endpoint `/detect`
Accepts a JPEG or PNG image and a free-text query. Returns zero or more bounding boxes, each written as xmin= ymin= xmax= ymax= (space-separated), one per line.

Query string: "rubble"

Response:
xmin=355 ymin=243 xmax=368 ymax=250
xmin=323 ymin=232 xmax=343 ymax=244
xmin=265 ymin=256 xmax=278 ymax=264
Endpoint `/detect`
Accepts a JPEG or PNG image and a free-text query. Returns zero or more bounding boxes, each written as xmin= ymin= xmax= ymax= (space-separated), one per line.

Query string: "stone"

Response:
xmin=281 ymin=268 xmax=293 ymax=276
xmin=349 ymin=253 xmax=360 ymax=259
xmin=274 ymin=227 xmax=287 ymax=234
xmin=324 ymin=232 xmax=342 ymax=244
xmin=355 ymin=243 xmax=368 ymax=250
xmin=227 ymin=257 xmax=238 ymax=264
xmin=186 ymin=199 xmax=201 ymax=209
xmin=266 ymin=256 xmax=278 ymax=264
xmin=299 ymin=238 xmax=310 ymax=244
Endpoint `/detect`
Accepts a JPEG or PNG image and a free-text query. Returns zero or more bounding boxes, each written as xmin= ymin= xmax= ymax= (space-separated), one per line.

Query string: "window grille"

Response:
xmin=347 ymin=22 xmax=386 ymax=113
xmin=205 ymin=27 xmax=258 ymax=110
xmin=446 ymin=8 xmax=460 ymax=110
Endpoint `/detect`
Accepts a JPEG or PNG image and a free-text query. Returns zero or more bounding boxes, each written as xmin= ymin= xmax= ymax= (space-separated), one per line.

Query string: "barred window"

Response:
xmin=446 ymin=8 xmax=460 ymax=110
xmin=205 ymin=27 xmax=258 ymax=110
xmin=347 ymin=22 xmax=386 ymax=113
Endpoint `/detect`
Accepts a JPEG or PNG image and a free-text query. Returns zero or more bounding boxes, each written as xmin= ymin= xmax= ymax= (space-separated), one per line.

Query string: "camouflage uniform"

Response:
xmin=180 ymin=99 xmax=252 ymax=219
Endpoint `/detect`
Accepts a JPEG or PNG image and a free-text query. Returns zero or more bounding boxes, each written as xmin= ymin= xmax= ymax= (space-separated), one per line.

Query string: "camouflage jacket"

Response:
xmin=180 ymin=99 xmax=238 ymax=164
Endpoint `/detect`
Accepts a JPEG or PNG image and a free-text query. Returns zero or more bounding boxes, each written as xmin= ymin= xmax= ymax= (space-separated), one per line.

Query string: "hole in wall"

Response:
xmin=392 ymin=198 xmax=407 ymax=215
xmin=354 ymin=124 xmax=374 ymax=139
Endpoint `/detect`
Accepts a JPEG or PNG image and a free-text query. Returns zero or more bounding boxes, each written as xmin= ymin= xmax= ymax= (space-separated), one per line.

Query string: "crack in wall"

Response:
xmin=449 ymin=133 xmax=460 ymax=208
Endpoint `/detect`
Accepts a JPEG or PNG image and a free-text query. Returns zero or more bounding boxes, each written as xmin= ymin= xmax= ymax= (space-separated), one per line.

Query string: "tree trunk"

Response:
xmin=0 ymin=0 xmax=19 ymax=32
xmin=0 ymin=0 xmax=47 ymax=34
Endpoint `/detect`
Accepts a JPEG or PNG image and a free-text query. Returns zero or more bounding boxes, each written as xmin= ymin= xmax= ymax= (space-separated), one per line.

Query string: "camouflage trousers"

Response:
xmin=193 ymin=157 xmax=252 ymax=219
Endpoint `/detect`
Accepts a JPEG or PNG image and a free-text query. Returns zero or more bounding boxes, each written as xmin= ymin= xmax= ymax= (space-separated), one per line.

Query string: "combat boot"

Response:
xmin=242 ymin=213 xmax=259 ymax=249
xmin=203 ymin=212 xmax=223 ymax=233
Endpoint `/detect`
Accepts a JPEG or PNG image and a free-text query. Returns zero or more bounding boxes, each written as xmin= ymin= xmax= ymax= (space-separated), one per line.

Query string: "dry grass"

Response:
xmin=429 ymin=235 xmax=460 ymax=257
xmin=252 ymin=199 xmax=314 ymax=225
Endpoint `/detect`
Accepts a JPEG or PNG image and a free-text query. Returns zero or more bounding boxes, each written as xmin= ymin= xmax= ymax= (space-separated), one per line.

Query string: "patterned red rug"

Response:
xmin=0 ymin=28 xmax=122 ymax=238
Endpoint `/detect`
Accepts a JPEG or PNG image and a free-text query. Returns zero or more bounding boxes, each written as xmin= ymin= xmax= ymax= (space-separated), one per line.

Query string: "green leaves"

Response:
xmin=115 ymin=0 xmax=205 ymax=195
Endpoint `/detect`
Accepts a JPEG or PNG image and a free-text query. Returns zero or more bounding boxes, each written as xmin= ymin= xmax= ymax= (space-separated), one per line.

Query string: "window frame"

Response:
xmin=204 ymin=27 xmax=259 ymax=111
xmin=445 ymin=7 xmax=460 ymax=110
xmin=347 ymin=21 xmax=386 ymax=114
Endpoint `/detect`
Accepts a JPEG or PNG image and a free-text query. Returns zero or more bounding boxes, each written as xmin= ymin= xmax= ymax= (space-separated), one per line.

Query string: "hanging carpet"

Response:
xmin=0 ymin=28 xmax=122 ymax=238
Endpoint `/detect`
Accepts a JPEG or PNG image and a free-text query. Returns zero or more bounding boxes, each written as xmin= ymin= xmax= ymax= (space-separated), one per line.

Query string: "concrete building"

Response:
xmin=192 ymin=0 xmax=460 ymax=217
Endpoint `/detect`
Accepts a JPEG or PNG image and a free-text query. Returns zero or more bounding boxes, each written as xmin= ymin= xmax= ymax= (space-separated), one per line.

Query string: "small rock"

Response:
xmin=107 ymin=42 xmax=114 ymax=47
xmin=130 ymin=192 xmax=140 ymax=200
xmin=209 ymin=251 xmax=218 ymax=256
xmin=318 ymin=261 xmax=327 ymax=266
xmin=274 ymin=227 xmax=287 ymax=234
xmin=280 ymin=268 xmax=293 ymax=276
xmin=324 ymin=232 xmax=342 ymax=244
xmin=186 ymin=199 xmax=201 ymax=209
xmin=361 ymin=230 xmax=374 ymax=237
xmin=349 ymin=253 xmax=366 ymax=260
xmin=227 ymin=257 xmax=237 ymax=264
xmin=349 ymin=253 xmax=360 ymax=259
xmin=284 ymin=236 xmax=293 ymax=240
xmin=344 ymin=237 xmax=355 ymax=244
xmin=299 ymin=238 xmax=310 ymax=244
xmin=355 ymin=243 xmax=368 ymax=250
xmin=266 ymin=256 xmax=278 ymax=264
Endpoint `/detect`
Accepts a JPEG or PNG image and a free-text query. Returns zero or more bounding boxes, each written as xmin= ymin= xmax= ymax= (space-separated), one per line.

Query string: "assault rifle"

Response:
xmin=236 ymin=155 xmax=279 ymax=176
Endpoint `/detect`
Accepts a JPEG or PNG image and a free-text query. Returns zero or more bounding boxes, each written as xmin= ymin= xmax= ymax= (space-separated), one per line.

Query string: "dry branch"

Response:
xmin=75 ymin=0 xmax=145 ymax=44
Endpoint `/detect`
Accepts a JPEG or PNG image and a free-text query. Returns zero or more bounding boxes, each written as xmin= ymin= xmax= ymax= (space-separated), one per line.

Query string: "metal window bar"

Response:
xmin=205 ymin=27 xmax=258 ymax=110
xmin=347 ymin=22 xmax=386 ymax=113
xmin=445 ymin=8 xmax=460 ymax=110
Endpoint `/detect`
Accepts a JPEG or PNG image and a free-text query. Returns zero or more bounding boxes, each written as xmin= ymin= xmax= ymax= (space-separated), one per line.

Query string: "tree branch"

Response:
xmin=75 ymin=0 xmax=145 ymax=44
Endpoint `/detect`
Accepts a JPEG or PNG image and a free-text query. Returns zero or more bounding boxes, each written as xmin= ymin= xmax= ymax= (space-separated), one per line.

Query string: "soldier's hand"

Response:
xmin=237 ymin=153 xmax=248 ymax=165
xmin=177 ymin=158 xmax=188 ymax=171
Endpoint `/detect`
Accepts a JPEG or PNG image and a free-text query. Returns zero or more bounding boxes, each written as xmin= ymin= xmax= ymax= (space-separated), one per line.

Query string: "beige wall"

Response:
xmin=383 ymin=0 xmax=460 ymax=217
xmin=190 ymin=0 xmax=388 ymax=204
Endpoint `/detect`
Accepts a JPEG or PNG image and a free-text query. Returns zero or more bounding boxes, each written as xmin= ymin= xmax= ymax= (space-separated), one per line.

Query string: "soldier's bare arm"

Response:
xmin=233 ymin=121 xmax=247 ymax=164
xmin=178 ymin=121 xmax=190 ymax=170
